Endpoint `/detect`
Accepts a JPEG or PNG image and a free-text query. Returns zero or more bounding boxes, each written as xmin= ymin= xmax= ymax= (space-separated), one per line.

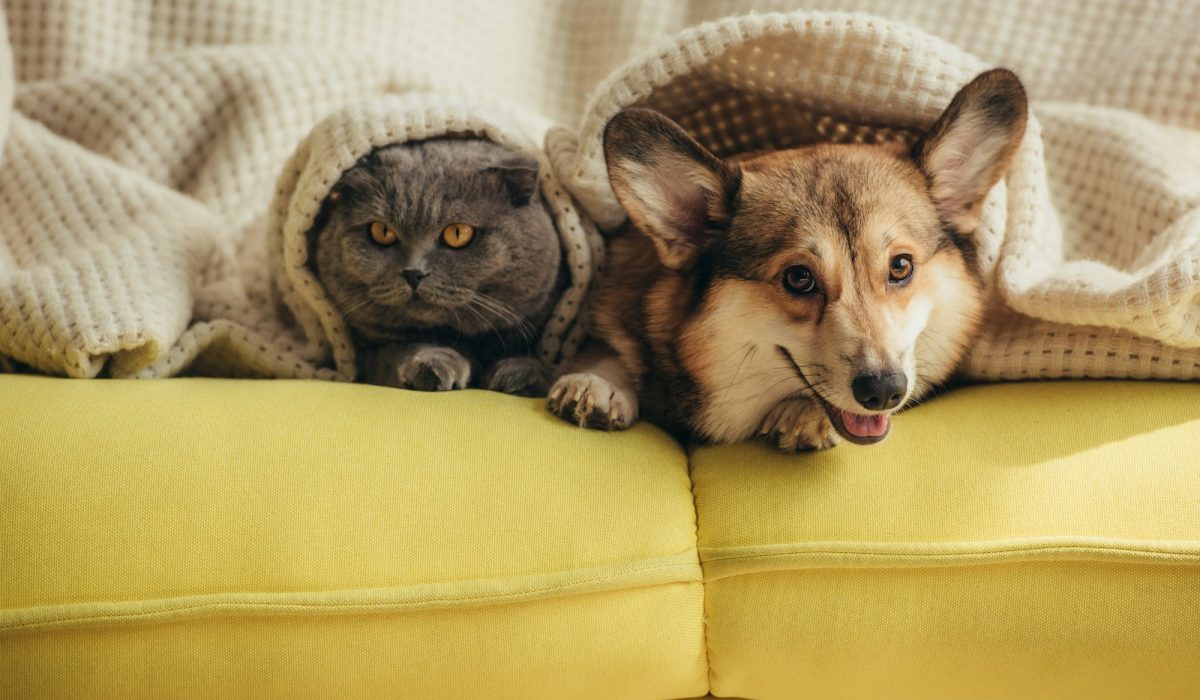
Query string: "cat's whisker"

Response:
xmin=335 ymin=292 xmax=375 ymax=319
xmin=468 ymin=292 xmax=538 ymax=347
xmin=482 ymin=296 xmax=537 ymax=340
xmin=468 ymin=292 xmax=519 ymax=324
xmin=447 ymin=306 xmax=466 ymax=344
xmin=460 ymin=298 xmax=508 ymax=348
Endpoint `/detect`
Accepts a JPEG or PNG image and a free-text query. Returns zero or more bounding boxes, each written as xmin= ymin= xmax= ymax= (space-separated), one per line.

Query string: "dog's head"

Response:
xmin=604 ymin=69 xmax=1027 ymax=444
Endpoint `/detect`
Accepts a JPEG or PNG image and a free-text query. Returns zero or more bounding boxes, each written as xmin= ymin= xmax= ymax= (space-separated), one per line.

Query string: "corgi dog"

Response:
xmin=548 ymin=69 xmax=1027 ymax=450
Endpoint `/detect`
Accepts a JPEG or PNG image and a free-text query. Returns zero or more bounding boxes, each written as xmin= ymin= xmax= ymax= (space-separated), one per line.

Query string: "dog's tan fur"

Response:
xmin=549 ymin=70 xmax=1028 ymax=448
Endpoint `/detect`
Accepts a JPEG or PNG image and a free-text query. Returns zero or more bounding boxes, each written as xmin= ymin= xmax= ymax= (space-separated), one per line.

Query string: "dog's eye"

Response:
xmin=782 ymin=265 xmax=817 ymax=295
xmin=369 ymin=221 xmax=398 ymax=246
xmin=889 ymin=254 xmax=914 ymax=284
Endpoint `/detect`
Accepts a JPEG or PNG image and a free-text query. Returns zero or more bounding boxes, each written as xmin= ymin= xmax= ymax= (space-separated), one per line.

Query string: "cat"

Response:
xmin=311 ymin=138 xmax=565 ymax=396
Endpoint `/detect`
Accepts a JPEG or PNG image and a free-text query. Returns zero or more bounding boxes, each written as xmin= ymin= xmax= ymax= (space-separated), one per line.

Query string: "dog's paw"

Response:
xmin=483 ymin=357 xmax=550 ymax=397
xmin=759 ymin=398 xmax=840 ymax=451
xmin=546 ymin=372 xmax=638 ymax=430
xmin=394 ymin=347 xmax=471 ymax=391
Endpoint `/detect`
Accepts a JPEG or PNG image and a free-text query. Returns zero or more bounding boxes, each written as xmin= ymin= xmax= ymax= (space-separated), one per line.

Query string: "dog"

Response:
xmin=548 ymin=69 xmax=1027 ymax=450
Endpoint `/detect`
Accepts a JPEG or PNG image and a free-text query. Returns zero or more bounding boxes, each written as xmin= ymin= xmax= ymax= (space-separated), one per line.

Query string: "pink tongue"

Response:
xmin=840 ymin=410 xmax=890 ymax=438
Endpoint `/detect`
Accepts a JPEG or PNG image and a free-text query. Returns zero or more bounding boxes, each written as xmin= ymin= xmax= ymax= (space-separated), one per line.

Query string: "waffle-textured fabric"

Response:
xmin=3 ymin=376 xmax=1199 ymax=698
xmin=0 ymin=1 xmax=1198 ymax=380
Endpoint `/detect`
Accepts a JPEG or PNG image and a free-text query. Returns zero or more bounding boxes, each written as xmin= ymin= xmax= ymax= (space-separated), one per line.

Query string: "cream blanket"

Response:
xmin=1 ymin=0 xmax=1198 ymax=382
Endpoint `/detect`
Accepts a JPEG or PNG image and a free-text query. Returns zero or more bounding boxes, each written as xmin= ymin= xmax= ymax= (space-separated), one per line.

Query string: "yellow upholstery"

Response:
xmin=0 ymin=376 xmax=706 ymax=699
xmin=693 ymin=381 xmax=1200 ymax=699
xmin=3 ymin=376 xmax=1199 ymax=698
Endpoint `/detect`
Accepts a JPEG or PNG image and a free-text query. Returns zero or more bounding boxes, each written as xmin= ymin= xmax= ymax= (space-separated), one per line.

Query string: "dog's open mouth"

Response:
xmin=776 ymin=346 xmax=892 ymax=445
xmin=826 ymin=407 xmax=890 ymax=444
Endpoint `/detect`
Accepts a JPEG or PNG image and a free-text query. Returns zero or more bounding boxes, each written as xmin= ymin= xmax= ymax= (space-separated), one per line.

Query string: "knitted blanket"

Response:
xmin=1 ymin=1 xmax=1198 ymax=381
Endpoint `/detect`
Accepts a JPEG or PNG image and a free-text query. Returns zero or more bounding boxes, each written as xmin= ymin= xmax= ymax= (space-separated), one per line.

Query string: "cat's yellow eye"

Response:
xmin=442 ymin=223 xmax=475 ymax=249
xmin=369 ymin=221 xmax=398 ymax=246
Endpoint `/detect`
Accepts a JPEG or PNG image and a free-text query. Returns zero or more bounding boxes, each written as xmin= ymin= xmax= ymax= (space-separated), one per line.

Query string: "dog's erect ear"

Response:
xmin=605 ymin=109 xmax=739 ymax=270
xmin=912 ymin=69 xmax=1028 ymax=234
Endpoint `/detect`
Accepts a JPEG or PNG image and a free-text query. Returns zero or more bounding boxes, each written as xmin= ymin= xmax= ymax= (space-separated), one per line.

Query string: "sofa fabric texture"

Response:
xmin=0 ymin=376 xmax=706 ymax=698
xmin=693 ymin=381 xmax=1200 ymax=698
xmin=3 ymin=377 xmax=1198 ymax=698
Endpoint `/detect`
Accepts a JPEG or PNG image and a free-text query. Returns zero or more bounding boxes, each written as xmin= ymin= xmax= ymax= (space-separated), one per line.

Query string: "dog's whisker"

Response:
xmin=720 ymin=344 xmax=759 ymax=403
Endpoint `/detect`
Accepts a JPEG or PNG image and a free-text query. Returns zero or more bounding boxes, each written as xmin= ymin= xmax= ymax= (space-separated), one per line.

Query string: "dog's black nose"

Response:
xmin=401 ymin=269 xmax=429 ymax=289
xmin=852 ymin=372 xmax=908 ymax=411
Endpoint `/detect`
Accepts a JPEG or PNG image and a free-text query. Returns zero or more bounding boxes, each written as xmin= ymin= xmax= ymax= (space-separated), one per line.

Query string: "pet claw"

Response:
xmin=547 ymin=373 xmax=637 ymax=432
xmin=392 ymin=346 xmax=471 ymax=392
xmin=758 ymin=398 xmax=839 ymax=452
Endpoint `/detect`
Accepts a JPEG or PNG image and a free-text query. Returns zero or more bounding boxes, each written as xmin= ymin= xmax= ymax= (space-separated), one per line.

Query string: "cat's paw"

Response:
xmin=758 ymin=398 xmax=840 ymax=451
xmin=482 ymin=357 xmax=550 ymax=397
xmin=394 ymin=347 xmax=471 ymax=391
xmin=546 ymin=372 xmax=637 ymax=430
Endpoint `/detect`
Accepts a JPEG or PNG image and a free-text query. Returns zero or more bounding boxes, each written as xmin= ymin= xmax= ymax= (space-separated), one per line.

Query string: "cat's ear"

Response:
xmin=912 ymin=68 xmax=1028 ymax=234
xmin=485 ymin=155 xmax=540 ymax=207
xmin=311 ymin=187 xmax=346 ymax=239
xmin=604 ymin=108 xmax=739 ymax=270
xmin=326 ymin=150 xmax=383 ymax=206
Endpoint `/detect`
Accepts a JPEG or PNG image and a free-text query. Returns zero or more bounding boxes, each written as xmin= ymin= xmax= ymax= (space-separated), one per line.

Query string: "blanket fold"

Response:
xmin=1 ymin=1 xmax=1198 ymax=382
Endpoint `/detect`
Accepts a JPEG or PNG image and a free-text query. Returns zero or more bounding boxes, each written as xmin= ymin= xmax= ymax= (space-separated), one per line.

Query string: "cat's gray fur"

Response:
xmin=311 ymin=138 xmax=565 ymax=395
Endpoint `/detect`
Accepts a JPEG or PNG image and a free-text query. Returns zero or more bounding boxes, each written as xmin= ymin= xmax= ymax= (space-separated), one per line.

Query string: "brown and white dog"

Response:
xmin=548 ymin=69 xmax=1027 ymax=449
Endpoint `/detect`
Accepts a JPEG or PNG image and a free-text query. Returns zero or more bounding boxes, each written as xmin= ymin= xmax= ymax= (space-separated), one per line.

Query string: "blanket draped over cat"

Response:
xmin=269 ymin=94 xmax=601 ymax=382
xmin=0 ymin=2 xmax=1198 ymax=380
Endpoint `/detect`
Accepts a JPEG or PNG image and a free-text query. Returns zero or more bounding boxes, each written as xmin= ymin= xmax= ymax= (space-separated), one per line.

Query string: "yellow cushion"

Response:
xmin=0 ymin=376 xmax=706 ymax=699
xmin=6 ymin=377 xmax=1200 ymax=698
xmin=693 ymin=381 xmax=1200 ymax=699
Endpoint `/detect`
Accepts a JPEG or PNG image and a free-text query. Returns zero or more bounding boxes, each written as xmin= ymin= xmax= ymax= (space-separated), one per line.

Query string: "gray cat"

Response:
xmin=311 ymin=139 xmax=565 ymax=396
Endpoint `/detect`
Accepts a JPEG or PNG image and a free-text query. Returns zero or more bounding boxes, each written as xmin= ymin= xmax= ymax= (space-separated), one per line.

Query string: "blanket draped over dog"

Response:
xmin=1 ymin=1 xmax=1198 ymax=382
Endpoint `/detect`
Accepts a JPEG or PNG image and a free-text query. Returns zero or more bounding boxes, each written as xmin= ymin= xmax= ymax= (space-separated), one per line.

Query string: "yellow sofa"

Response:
xmin=3 ymin=375 xmax=1199 ymax=699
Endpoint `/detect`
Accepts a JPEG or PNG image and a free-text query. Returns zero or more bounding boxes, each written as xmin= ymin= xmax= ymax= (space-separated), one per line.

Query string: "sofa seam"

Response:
xmin=685 ymin=443 xmax=715 ymax=696
xmin=1 ymin=555 xmax=702 ymax=635
xmin=700 ymin=539 xmax=1200 ymax=561
xmin=698 ymin=540 xmax=1200 ymax=582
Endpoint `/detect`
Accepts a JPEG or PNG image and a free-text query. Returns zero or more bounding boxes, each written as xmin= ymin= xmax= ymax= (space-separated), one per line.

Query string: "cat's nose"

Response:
xmin=401 ymin=269 xmax=429 ymax=289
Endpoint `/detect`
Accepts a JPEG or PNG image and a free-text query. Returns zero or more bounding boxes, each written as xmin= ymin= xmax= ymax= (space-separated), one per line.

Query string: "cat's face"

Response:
xmin=312 ymin=139 xmax=562 ymax=340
